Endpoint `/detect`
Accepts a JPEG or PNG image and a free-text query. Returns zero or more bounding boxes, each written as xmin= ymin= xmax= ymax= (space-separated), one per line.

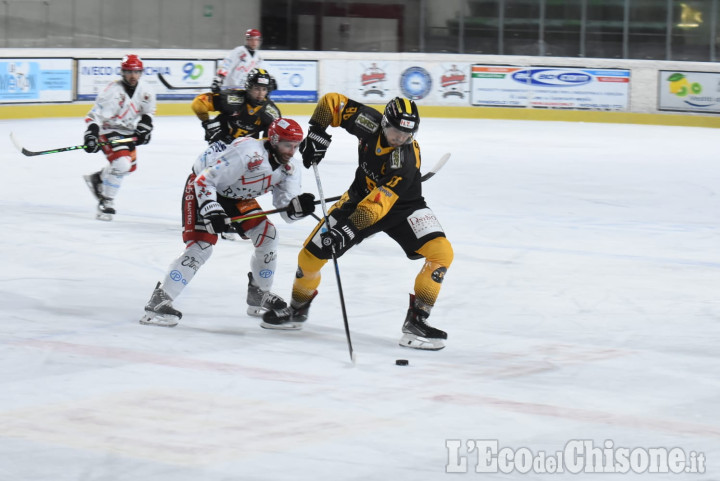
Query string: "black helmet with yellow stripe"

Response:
xmin=382 ymin=97 xmax=419 ymax=134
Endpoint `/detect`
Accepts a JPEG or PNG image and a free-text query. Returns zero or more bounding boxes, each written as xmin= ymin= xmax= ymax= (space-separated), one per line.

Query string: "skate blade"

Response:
xmin=96 ymin=213 xmax=114 ymax=221
xmin=399 ymin=333 xmax=445 ymax=351
xmin=139 ymin=313 xmax=179 ymax=327
xmin=247 ymin=306 xmax=268 ymax=317
xmin=260 ymin=320 xmax=303 ymax=330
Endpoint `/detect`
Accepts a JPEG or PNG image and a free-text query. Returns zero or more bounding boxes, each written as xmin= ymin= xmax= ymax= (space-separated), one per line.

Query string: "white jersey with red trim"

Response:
xmin=192 ymin=137 xmax=301 ymax=217
xmin=216 ymin=45 xmax=263 ymax=89
xmin=85 ymin=79 xmax=156 ymax=136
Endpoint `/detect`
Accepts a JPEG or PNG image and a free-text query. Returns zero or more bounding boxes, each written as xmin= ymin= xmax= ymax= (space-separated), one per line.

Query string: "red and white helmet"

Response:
xmin=246 ymin=28 xmax=262 ymax=40
xmin=268 ymin=118 xmax=303 ymax=146
xmin=121 ymin=54 xmax=144 ymax=71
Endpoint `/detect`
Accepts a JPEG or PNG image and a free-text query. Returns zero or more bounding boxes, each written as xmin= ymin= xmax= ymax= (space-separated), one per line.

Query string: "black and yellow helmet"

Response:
xmin=382 ymin=97 xmax=420 ymax=136
xmin=246 ymin=68 xmax=277 ymax=92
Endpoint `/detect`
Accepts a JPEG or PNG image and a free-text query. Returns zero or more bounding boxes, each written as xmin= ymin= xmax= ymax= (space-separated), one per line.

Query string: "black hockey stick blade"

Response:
xmin=157 ymin=73 xmax=210 ymax=90
xmin=10 ymin=132 xmax=137 ymax=156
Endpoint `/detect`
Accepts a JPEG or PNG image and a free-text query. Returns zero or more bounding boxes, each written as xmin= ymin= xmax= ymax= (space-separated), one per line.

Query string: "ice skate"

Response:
xmin=96 ymin=198 xmax=116 ymax=221
xmin=246 ymin=272 xmax=287 ymax=317
xmin=399 ymin=294 xmax=447 ymax=351
xmin=84 ymin=171 xmax=103 ymax=201
xmin=139 ymin=282 xmax=182 ymax=327
xmin=261 ymin=291 xmax=317 ymax=330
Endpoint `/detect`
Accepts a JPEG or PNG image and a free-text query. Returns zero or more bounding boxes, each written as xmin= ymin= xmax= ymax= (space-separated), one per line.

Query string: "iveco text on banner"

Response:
xmin=77 ymin=59 xmax=216 ymax=101
xmin=471 ymin=66 xmax=630 ymax=110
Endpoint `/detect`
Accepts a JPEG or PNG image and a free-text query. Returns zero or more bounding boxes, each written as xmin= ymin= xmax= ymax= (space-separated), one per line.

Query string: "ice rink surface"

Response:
xmin=0 ymin=114 xmax=718 ymax=480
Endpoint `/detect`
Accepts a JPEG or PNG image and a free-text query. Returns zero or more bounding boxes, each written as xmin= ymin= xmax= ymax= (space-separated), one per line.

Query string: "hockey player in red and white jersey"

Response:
xmin=83 ymin=54 xmax=156 ymax=221
xmin=139 ymin=118 xmax=317 ymax=327
xmin=213 ymin=28 xmax=264 ymax=91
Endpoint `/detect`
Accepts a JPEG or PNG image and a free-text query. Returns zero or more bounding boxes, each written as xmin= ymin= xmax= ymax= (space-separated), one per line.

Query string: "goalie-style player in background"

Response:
xmin=262 ymin=95 xmax=454 ymax=351
xmin=192 ymin=68 xmax=280 ymax=145
xmin=213 ymin=28 xmax=264 ymax=91
xmin=83 ymin=54 xmax=155 ymax=221
xmin=140 ymin=118 xmax=317 ymax=327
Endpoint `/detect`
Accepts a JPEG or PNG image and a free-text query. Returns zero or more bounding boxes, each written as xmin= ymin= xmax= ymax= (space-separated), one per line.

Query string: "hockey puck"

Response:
xmin=395 ymin=359 xmax=409 ymax=366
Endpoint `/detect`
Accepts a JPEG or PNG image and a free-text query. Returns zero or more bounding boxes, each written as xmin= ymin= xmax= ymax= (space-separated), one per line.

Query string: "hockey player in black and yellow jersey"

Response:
xmin=191 ymin=68 xmax=280 ymax=144
xmin=262 ymin=93 xmax=454 ymax=351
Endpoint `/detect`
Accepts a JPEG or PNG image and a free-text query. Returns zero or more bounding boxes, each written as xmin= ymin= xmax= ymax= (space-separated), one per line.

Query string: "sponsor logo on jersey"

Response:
xmin=259 ymin=269 xmax=273 ymax=278
xmin=390 ymin=150 xmax=403 ymax=169
xmin=247 ymin=152 xmax=263 ymax=170
xmin=378 ymin=186 xmax=393 ymax=197
xmin=355 ymin=113 xmax=379 ymax=133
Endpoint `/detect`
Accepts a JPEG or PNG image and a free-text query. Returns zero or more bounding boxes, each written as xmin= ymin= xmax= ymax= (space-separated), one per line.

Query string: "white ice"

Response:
xmin=0 ymin=114 xmax=718 ymax=480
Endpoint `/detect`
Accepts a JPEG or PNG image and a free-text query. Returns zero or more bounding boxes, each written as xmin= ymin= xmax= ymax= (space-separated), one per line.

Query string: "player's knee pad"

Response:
xmin=245 ymin=219 xmax=278 ymax=250
xmin=417 ymin=236 xmax=453 ymax=268
xmin=185 ymin=240 xmax=213 ymax=265
xmin=108 ymin=155 xmax=132 ymax=176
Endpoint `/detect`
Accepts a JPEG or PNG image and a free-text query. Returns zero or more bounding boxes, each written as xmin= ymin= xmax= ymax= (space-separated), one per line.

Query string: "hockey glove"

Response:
xmin=202 ymin=118 xmax=226 ymax=144
xmin=320 ymin=219 xmax=359 ymax=258
xmin=299 ymin=125 xmax=332 ymax=169
xmin=134 ymin=115 xmax=153 ymax=145
xmin=83 ymin=123 xmax=100 ymax=153
xmin=287 ymin=193 xmax=316 ymax=220
xmin=199 ymin=200 xmax=231 ymax=234
xmin=211 ymin=76 xmax=223 ymax=93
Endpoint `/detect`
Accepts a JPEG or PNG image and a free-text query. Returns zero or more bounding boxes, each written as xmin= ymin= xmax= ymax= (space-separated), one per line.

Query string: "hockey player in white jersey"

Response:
xmin=213 ymin=28 xmax=263 ymax=91
xmin=140 ymin=118 xmax=317 ymax=327
xmin=83 ymin=54 xmax=155 ymax=221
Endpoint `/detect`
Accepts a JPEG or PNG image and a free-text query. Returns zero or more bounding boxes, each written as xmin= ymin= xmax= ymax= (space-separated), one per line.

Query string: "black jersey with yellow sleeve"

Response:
xmin=310 ymin=93 xmax=425 ymax=231
xmin=191 ymin=89 xmax=280 ymax=139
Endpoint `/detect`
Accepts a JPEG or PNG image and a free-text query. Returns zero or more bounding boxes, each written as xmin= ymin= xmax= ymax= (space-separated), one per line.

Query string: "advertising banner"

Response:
xmin=322 ymin=60 xmax=472 ymax=105
xmin=471 ymin=66 xmax=630 ymax=110
xmin=0 ymin=58 xmax=73 ymax=103
xmin=77 ymin=59 xmax=216 ymax=100
xmin=658 ymin=70 xmax=720 ymax=113
xmin=264 ymin=60 xmax=318 ymax=102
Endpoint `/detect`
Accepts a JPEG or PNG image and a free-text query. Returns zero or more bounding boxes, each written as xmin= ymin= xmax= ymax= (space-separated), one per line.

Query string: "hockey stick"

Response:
xmin=9 ymin=132 xmax=137 ymax=157
xmin=229 ymin=152 xmax=451 ymax=224
xmin=313 ymin=162 xmax=356 ymax=365
xmin=157 ymin=73 xmax=210 ymax=90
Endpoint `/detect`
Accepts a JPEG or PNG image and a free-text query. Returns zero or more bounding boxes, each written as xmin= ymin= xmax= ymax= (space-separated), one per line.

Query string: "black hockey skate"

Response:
xmin=246 ymin=272 xmax=287 ymax=317
xmin=83 ymin=171 xmax=103 ymax=201
xmin=96 ymin=198 xmax=116 ymax=221
xmin=84 ymin=171 xmax=115 ymax=221
xmin=261 ymin=291 xmax=317 ymax=330
xmin=399 ymin=294 xmax=447 ymax=351
xmin=139 ymin=282 xmax=183 ymax=327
